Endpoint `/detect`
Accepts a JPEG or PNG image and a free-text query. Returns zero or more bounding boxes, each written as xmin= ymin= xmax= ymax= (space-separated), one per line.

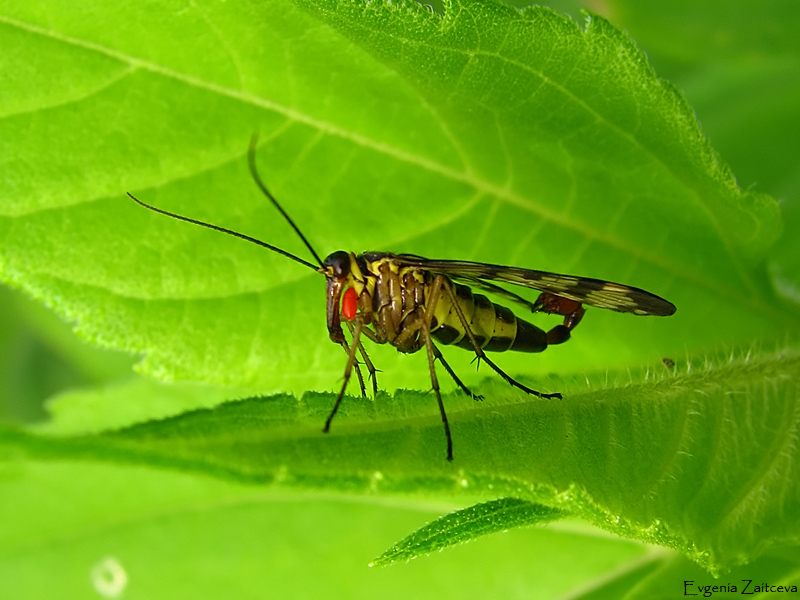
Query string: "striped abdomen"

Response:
xmin=431 ymin=280 xmax=548 ymax=353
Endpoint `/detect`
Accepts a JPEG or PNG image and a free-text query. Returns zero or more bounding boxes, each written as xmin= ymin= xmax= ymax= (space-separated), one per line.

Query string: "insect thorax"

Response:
xmin=354 ymin=253 xmax=432 ymax=352
xmin=352 ymin=253 xmax=546 ymax=355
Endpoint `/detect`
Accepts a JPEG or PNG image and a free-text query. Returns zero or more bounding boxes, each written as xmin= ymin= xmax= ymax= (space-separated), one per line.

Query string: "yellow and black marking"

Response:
xmin=128 ymin=135 xmax=676 ymax=462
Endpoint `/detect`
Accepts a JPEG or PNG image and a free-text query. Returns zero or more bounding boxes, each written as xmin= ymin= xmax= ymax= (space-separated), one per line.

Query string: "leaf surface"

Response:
xmin=0 ymin=0 xmax=787 ymax=397
xmin=371 ymin=498 xmax=565 ymax=566
xmin=3 ymin=346 xmax=799 ymax=573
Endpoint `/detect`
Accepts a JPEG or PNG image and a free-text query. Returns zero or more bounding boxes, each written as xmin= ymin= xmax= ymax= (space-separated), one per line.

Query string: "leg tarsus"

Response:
xmin=480 ymin=353 xmax=562 ymax=399
xmin=433 ymin=344 xmax=484 ymax=401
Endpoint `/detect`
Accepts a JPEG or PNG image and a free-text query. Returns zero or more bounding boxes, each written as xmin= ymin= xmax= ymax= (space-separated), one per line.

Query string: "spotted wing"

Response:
xmin=393 ymin=254 xmax=676 ymax=316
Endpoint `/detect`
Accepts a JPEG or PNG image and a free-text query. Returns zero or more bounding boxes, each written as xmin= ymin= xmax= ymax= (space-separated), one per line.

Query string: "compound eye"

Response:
xmin=323 ymin=251 xmax=351 ymax=277
xmin=342 ymin=287 xmax=358 ymax=321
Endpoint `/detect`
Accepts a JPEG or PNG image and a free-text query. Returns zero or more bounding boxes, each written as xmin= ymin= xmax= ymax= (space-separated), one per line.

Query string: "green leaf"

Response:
xmin=3 ymin=346 xmax=799 ymax=574
xmin=371 ymin=498 xmax=565 ymax=566
xmin=0 ymin=0 xmax=788 ymax=399
xmin=603 ymin=0 xmax=800 ymax=204
xmin=1 ymin=0 xmax=799 ymax=593
xmin=600 ymin=0 xmax=800 ymax=309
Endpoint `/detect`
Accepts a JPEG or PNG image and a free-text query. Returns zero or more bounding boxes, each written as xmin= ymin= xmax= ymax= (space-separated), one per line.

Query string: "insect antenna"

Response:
xmin=126 ymin=193 xmax=319 ymax=272
xmin=248 ymin=134 xmax=324 ymax=268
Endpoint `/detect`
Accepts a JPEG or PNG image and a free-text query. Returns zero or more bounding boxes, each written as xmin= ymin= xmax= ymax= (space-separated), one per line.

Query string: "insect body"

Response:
xmin=129 ymin=137 xmax=676 ymax=461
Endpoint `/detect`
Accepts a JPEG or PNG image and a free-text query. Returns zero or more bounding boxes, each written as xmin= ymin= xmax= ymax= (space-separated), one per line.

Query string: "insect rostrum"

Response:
xmin=128 ymin=138 xmax=676 ymax=462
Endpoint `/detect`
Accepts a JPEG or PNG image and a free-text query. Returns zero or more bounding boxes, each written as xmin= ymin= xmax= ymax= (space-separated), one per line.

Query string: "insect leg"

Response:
xmin=422 ymin=277 xmax=481 ymax=399
xmin=388 ymin=305 xmax=455 ymax=460
xmin=325 ymin=319 xmax=363 ymax=433
xmin=431 ymin=344 xmax=484 ymax=401
xmin=345 ymin=320 xmax=379 ymax=397
xmin=420 ymin=322 xmax=454 ymax=462
xmin=339 ymin=336 xmax=367 ymax=398
xmin=437 ymin=275 xmax=562 ymax=400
